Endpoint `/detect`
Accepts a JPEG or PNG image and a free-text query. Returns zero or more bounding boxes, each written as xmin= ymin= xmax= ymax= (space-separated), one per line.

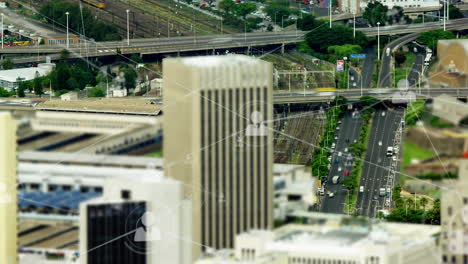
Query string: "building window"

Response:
xmin=453 ymin=256 xmax=457 ymax=263
xmin=448 ymin=207 xmax=453 ymax=216
xmin=121 ymin=190 xmax=131 ymax=200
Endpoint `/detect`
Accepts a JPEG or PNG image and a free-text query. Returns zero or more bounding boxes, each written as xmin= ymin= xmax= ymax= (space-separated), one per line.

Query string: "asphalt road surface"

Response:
xmin=361 ymin=47 xmax=376 ymax=89
xmin=320 ymin=110 xmax=363 ymax=214
xmin=407 ymin=48 xmax=425 ymax=87
xmin=355 ymin=107 xmax=404 ymax=218
xmin=378 ymin=33 xmax=421 ymax=88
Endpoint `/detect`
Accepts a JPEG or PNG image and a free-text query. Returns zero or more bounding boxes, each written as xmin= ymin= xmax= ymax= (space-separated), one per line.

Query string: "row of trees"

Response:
xmin=363 ymin=2 xmax=411 ymax=26
xmin=384 ymin=185 xmax=440 ymax=224
xmin=311 ymin=97 xmax=348 ymax=180
xmin=40 ymin=0 xmax=120 ymax=41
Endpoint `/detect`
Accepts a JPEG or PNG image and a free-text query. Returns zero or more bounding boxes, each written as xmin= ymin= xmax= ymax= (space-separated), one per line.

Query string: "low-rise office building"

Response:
xmin=196 ymin=214 xmax=440 ymax=264
xmin=0 ymin=63 xmax=54 ymax=91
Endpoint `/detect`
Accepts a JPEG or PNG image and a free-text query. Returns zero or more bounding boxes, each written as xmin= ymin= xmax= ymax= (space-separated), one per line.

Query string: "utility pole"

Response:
xmin=65 ymin=12 xmax=69 ymax=49
xmin=126 ymin=9 xmax=130 ymax=45
xmin=329 ymin=0 xmax=332 ymax=28
xmin=377 ymin=22 xmax=381 ymax=61
xmin=1 ymin=13 xmax=4 ymax=49
xmin=353 ymin=12 xmax=356 ymax=38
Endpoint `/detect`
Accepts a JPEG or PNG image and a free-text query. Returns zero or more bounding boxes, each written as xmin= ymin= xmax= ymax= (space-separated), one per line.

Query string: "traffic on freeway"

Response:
xmin=355 ymin=107 xmax=404 ymax=218
xmin=320 ymin=110 xmax=363 ymax=214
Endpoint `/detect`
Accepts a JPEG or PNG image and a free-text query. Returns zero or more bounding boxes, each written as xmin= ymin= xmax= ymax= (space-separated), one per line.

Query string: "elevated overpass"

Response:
xmin=272 ymin=88 xmax=468 ymax=104
xmin=4 ymin=18 xmax=468 ymax=64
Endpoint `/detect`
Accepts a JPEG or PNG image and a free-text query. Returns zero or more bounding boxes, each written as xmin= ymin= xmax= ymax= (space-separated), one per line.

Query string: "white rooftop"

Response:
xmin=0 ymin=64 xmax=54 ymax=83
xmin=181 ymin=55 xmax=262 ymax=67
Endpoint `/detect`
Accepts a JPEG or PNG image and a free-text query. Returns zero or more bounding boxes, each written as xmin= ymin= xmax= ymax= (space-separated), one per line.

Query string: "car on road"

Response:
xmin=332 ymin=143 xmax=336 ymax=149
xmin=338 ymin=167 xmax=342 ymax=172
xmin=360 ymin=186 xmax=364 ymax=192
xmin=344 ymin=147 xmax=348 ymax=152
xmin=353 ymin=139 xmax=357 ymax=144
xmin=332 ymin=175 xmax=340 ymax=184
xmin=328 ymin=192 xmax=335 ymax=198
xmin=334 ymin=136 xmax=338 ymax=140
xmin=382 ymin=111 xmax=386 ymax=116
xmin=336 ymin=126 xmax=340 ymax=130
xmin=392 ymin=156 xmax=397 ymax=161
xmin=378 ymin=141 xmax=382 ymax=146
xmin=386 ymin=146 xmax=394 ymax=156
xmin=379 ymin=188 xmax=386 ymax=196
xmin=373 ymin=195 xmax=378 ymax=200
xmin=327 ymin=156 xmax=332 ymax=162
xmin=338 ymin=120 xmax=342 ymax=124
xmin=385 ymin=199 xmax=390 ymax=207
xmin=338 ymin=151 xmax=342 ymax=157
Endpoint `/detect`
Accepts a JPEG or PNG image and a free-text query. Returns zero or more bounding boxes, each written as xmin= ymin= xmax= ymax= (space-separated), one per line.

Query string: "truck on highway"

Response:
xmin=379 ymin=188 xmax=386 ymax=197
xmin=424 ymin=53 xmax=432 ymax=66
xmin=332 ymin=176 xmax=339 ymax=184
xmin=386 ymin=47 xmax=391 ymax=56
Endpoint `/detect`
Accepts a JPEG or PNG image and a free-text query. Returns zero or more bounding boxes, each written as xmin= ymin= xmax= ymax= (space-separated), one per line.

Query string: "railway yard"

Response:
xmin=17 ymin=0 xmax=237 ymax=40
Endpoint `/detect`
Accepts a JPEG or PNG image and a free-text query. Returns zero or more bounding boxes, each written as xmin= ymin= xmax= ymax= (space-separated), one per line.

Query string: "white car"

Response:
xmin=328 ymin=192 xmax=335 ymax=198
xmin=382 ymin=112 xmax=386 ymax=116
xmin=338 ymin=166 xmax=342 ymax=172
xmin=378 ymin=141 xmax=382 ymax=146
xmin=392 ymin=156 xmax=397 ymax=161
xmin=344 ymin=148 xmax=348 ymax=153
xmin=360 ymin=186 xmax=364 ymax=192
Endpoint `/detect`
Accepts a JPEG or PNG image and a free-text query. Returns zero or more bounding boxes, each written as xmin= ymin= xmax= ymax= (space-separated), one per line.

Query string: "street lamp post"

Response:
xmin=65 ymin=12 xmax=69 ymax=49
xmin=344 ymin=56 xmax=349 ymax=89
xmin=443 ymin=0 xmax=446 ymax=31
xmin=1 ymin=13 xmax=4 ymax=50
xmin=377 ymin=22 xmax=381 ymax=61
xmin=329 ymin=0 xmax=332 ymax=28
xmin=353 ymin=12 xmax=356 ymax=38
xmin=126 ymin=10 xmax=130 ymax=45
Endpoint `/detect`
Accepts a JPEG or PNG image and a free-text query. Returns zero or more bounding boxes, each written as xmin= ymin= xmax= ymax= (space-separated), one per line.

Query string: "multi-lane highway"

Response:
xmin=320 ymin=110 xmax=363 ymax=214
xmin=378 ymin=33 xmax=421 ymax=88
xmin=4 ymin=18 xmax=468 ymax=64
xmin=355 ymin=107 xmax=404 ymax=218
xmin=273 ymin=88 xmax=468 ymax=104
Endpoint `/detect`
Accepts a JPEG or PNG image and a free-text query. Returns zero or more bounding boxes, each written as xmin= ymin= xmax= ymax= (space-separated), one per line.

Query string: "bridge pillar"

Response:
xmin=212 ymin=48 xmax=215 ymax=55
xmin=246 ymin=46 xmax=251 ymax=56
xmin=177 ymin=50 xmax=180 ymax=57
xmin=281 ymin=43 xmax=285 ymax=54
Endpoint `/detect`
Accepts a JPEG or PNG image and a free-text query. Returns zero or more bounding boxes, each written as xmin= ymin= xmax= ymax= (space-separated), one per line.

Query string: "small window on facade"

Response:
xmin=121 ymin=190 xmax=131 ymax=200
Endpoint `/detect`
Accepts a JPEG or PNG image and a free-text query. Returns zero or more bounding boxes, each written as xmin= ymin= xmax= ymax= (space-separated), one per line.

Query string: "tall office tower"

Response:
xmin=163 ymin=55 xmax=273 ymax=257
xmin=441 ymin=157 xmax=468 ymax=264
xmin=80 ymin=174 xmax=192 ymax=264
xmin=0 ymin=112 xmax=17 ymax=264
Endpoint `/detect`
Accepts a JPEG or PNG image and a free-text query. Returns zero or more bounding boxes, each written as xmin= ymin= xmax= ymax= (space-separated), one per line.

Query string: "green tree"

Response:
xmin=446 ymin=4 xmax=464 ymax=19
xmin=419 ymin=197 xmax=428 ymax=210
xmin=267 ymin=24 xmax=273 ymax=31
xmin=305 ymin=23 xmax=368 ymax=54
xmin=332 ymin=0 xmax=339 ymax=7
xmin=363 ymin=2 xmax=388 ymax=26
xmin=121 ymin=67 xmax=138 ymax=91
xmin=264 ymin=2 xmax=290 ymax=25
xmin=33 ymin=74 xmax=43 ymax=95
xmin=219 ymin=0 xmax=236 ymax=13
xmin=417 ymin=30 xmax=455 ymax=51
xmin=60 ymin=49 xmax=70 ymax=60
xmin=233 ymin=2 xmax=257 ymax=18
xmin=0 ymin=87 xmax=13 ymax=97
xmin=2 ymin=58 xmax=14 ymax=70
xmin=359 ymin=96 xmax=379 ymax=108
xmin=130 ymin=54 xmax=143 ymax=64
xmin=16 ymin=79 xmax=26 ymax=97
xmin=327 ymin=44 xmax=362 ymax=59
xmin=394 ymin=51 xmax=406 ymax=66
xmin=297 ymin=14 xmax=316 ymax=31
xmin=88 ymin=86 xmax=106 ymax=97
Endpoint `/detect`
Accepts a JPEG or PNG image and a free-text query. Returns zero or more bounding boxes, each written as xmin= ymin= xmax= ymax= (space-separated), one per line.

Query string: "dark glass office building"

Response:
xmin=86 ymin=202 xmax=147 ymax=264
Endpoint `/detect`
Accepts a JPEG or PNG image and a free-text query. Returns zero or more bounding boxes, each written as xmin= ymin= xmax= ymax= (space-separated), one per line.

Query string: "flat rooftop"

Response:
xmin=37 ymin=97 xmax=161 ymax=114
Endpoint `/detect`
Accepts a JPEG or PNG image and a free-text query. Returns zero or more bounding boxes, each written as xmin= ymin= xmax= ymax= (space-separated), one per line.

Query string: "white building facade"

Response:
xmin=79 ymin=174 xmax=193 ymax=264
xmin=197 ymin=215 xmax=440 ymax=264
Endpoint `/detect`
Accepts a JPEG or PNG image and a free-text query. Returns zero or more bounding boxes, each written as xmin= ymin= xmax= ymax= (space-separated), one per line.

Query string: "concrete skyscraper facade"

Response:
xmin=0 ymin=112 xmax=17 ymax=264
xmin=163 ymin=55 xmax=273 ymax=258
xmin=441 ymin=158 xmax=468 ymax=263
